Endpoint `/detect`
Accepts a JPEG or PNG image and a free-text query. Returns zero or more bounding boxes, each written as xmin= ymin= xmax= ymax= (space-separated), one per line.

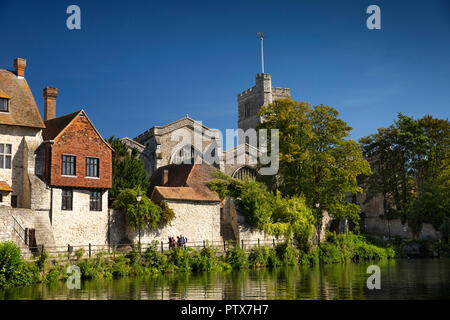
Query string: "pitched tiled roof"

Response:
xmin=0 ymin=69 xmax=45 ymax=128
xmin=42 ymin=110 xmax=113 ymax=151
xmin=42 ymin=110 xmax=80 ymax=140
xmin=149 ymin=161 xmax=220 ymax=202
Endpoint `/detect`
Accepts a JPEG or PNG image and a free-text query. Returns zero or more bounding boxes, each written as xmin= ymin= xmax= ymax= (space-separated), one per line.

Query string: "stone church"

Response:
xmin=121 ymin=73 xmax=292 ymax=244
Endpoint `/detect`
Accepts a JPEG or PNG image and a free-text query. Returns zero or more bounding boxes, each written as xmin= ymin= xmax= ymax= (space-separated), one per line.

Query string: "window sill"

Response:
xmin=61 ymin=175 xmax=77 ymax=178
xmin=85 ymin=176 xmax=100 ymax=179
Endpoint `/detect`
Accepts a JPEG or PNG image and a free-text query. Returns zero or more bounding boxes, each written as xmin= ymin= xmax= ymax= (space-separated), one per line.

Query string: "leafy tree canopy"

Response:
xmin=112 ymin=187 xmax=175 ymax=229
xmin=107 ymin=136 xmax=150 ymax=201
xmin=359 ymin=113 xmax=449 ymax=237
xmin=207 ymin=171 xmax=315 ymax=247
xmin=257 ymin=98 xmax=372 ymax=225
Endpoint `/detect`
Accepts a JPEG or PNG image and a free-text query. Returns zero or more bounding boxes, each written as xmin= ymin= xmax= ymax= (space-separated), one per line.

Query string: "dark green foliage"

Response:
xmin=112 ymin=187 xmax=175 ymax=229
xmin=0 ymin=242 xmax=24 ymax=281
xmin=36 ymin=249 xmax=48 ymax=270
xmin=225 ymin=245 xmax=248 ymax=269
xmin=207 ymin=172 xmax=315 ymax=245
xmin=360 ymin=114 xmax=449 ymax=237
xmin=107 ymin=136 xmax=150 ymax=200
xmin=0 ymin=242 xmax=36 ymax=287
xmin=319 ymin=232 xmax=395 ymax=263
xmin=159 ymin=201 xmax=176 ymax=226
xmin=191 ymin=243 xmax=222 ymax=271
xmin=168 ymin=248 xmax=193 ymax=272
xmin=1 ymin=233 xmax=397 ymax=289
xmin=257 ymin=99 xmax=372 ymax=225
xmin=275 ymin=242 xmax=299 ymax=266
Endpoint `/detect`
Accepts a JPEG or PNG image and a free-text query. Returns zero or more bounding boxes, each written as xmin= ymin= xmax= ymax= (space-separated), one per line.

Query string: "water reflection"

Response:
xmin=1 ymin=259 xmax=449 ymax=300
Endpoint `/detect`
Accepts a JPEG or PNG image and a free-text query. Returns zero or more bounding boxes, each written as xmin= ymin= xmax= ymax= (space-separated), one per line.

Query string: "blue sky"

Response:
xmin=1 ymin=0 xmax=449 ymax=143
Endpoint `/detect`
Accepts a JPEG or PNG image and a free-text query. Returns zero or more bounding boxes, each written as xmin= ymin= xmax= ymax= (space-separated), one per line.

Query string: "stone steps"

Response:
xmin=0 ymin=213 xmax=34 ymax=257
xmin=33 ymin=212 xmax=55 ymax=247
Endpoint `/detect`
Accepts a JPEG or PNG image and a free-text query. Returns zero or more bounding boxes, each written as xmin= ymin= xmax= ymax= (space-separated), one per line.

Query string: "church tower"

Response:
xmin=237 ymin=73 xmax=291 ymax=133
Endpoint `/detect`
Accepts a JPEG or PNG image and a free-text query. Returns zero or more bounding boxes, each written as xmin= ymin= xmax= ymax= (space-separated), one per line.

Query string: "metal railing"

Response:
xmin=11 ymin=215 xmax=27 ymax=246
xmin=19 ymin=238 xmax=288 ymax=260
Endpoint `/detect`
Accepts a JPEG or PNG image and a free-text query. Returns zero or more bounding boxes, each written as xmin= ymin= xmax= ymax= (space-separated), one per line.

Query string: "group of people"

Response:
xmin=168 ymin=235 xmax=187 ymax=250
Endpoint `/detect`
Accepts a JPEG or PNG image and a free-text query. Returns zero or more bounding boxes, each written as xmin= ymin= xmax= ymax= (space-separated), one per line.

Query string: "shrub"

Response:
xmin=36 ymin=249 xmax=48 ymax=270
xmin=248 ymin=247 xmax=269 ymax=267
xmin=111 ymin=256 xmax=131 ymax=278
xmin=143 ymin=242 xmax=167 ymax=271
xmin=207 ymin=172 xmax=315 ymax=243
xmin=0 ymin=242 xmax=25 ymax=281
xmin=74 ymin=248 xmax=85 ymax=260
xmin=159 ymin=201 xmax=176 ymax=226
xmin=298 ymin=247 xmax=320 ymax=266
xmin=112 ymin=187 xmax=170 ymax=229
xmin=275 ymin=242 xmax=299 ymax=266
xmin=225 ymin=245 xmax=248 ymax=269
xmin=320 ymin=232 xmax=395 ymax=263
xmin=192 ymin=244 xmax=220 ymax=271
xmin=168 ymin=248 xmax=193 ymax=272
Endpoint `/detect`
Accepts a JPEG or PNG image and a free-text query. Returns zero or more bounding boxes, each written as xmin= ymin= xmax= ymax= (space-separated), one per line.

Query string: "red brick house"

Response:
xmin=40 ymin=89 xmax=113 ymax=246
xmin=1 ymin=57 xmax=115 ymax=249
xmin=43 ymin=109 xmax=113 ymax=190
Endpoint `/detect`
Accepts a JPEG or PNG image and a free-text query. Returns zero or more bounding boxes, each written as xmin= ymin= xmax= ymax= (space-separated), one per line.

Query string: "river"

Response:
xmin=1 ymin=259 xmax=449 ymax=300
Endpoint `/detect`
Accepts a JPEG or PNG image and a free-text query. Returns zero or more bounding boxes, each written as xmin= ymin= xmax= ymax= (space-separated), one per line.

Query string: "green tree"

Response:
xmin=257 ymin=98 xmax=372 ymax=226
xmin=112 ymin=187 xmax=174 ymax=229
xmin=107 ymin=136 xmax=150 ymax=201
xmin=207 ymin=171 xmax=315 ymax=248
xmin=360 ymin=114 xmax=450 ymax=237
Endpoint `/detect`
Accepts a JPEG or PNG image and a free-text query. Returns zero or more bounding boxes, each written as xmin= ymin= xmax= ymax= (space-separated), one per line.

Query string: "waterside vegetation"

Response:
xmin=0 ymin=233 xmax=394 ymax=289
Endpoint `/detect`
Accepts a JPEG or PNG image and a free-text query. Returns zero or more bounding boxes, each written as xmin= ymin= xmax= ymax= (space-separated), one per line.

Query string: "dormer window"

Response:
xmin=0 ymin=98 xmax=9 ymax=112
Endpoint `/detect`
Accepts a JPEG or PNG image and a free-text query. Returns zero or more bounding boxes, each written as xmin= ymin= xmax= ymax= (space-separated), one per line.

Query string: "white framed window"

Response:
xmin=0 ymin=144 xmax=12 ymax=169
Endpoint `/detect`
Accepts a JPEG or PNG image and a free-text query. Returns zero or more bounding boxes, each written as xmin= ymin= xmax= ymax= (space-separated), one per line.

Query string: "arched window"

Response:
xmin=170 ymin=145 xmax=201 ymax=164
xmin=232 ymin=166 xmax=257 ymax=180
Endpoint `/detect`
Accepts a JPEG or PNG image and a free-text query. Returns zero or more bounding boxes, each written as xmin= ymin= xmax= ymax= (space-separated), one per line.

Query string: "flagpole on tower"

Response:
xmin=257 ymin=32 xmax=264 ymax=74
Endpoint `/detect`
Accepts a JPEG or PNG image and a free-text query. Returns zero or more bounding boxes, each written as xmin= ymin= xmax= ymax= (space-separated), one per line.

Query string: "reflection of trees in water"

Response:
xmin=2 ymin=259 xmax=449 ymax=300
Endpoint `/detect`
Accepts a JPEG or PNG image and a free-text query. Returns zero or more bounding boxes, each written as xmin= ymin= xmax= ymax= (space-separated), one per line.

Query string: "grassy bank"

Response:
xmin=0 ymin=233 xmax=394 ymax=289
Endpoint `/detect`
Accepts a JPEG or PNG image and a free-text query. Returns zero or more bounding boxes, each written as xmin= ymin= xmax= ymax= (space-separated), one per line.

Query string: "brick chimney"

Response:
xmin=43 ymin=87 xmax=58 ymax=121
xmin=14 ymin=58 xmax=26 ymax=78
xmin=162 ymin=169 xmax=169 ymax=186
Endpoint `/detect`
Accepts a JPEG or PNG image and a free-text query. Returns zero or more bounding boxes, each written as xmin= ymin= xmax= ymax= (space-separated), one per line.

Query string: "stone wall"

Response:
xmin=0 ymin=125 xmax=43 ymax=208
xmin=51 ymin=188 xmax=110 ymax=246
xmin=0 ymin=207 xmax=53 ymax=248
xmin=126 ymin=200 xmax=221 ymax=245
xmin=364 ymin=216 xmax=441 ymax=239
xmin=223 ymin=197 xmax=275 ymax=243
